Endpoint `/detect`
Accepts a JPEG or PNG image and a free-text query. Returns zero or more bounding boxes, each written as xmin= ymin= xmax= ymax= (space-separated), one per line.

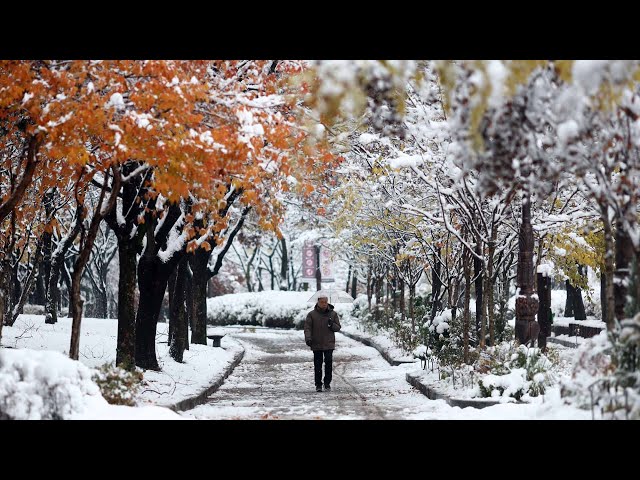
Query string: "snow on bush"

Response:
xmin=207 ymin=291 xmax=354 ymax=328
xmin=22 ymin=304 xmax=46 ymax=315
xmin=0 ymin=348 xmax=101 ymax=419
xmin=561 ymin=319 xmax=640 ymax=419
xmin=92 ymin=363 xmax=144 ymax=406
xmin=473 ymin=343 xmax=555 ymax=401
xmin=429 ymin=310 xmax=451 ymax=335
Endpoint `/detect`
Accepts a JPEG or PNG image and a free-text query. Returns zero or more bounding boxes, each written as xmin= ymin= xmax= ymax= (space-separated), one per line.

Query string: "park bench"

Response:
xmin=207 ymin=333 xmax=226 ymax=347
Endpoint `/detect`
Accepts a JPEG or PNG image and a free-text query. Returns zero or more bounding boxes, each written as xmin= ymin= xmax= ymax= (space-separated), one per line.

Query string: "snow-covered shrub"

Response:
xmin=0 ymin=349 xmax=100 ymax=419
xmin=412 ymin=294 xmax=431 ymax=326
xmin=392 ymin=313 xmax=420 ymax=352
xmin=420 ymin=309 xmax=466 ymax=366
xmin=92 ymin=363 xmax=143 ymax=406
xmin=22 ymin=304 xmax=46 ymax=315
xmin=206 ymin=291 xmax=354 ymax=329
xmin=351 ymin=294 xmax=369 ymax=318
xmin=560 ymin=331 xmax=613 ymax=409
xmin=562 ymin=316 xmax=640 ymax=419
xmin=475 ymin=342 xmax=555 ymax=400
xmin=207 ymin=292 xmax=312 ymax=328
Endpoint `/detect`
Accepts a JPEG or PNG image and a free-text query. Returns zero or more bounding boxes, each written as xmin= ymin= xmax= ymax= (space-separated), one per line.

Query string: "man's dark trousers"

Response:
xmin=313 ymin=349 xmax=333 ymax=387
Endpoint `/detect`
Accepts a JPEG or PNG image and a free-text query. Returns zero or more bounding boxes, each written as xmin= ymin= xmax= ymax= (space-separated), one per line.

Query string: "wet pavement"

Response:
xmin=183 ymin=327 xmax=451 ymax=419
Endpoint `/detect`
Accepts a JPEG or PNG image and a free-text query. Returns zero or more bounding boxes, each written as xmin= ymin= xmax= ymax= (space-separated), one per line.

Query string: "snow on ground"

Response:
xmin=0 ymin=347 xmax=182 ymax=420
xmin=183 ymin=328 xmax=594 ymax=420
xmin=340 ymin=318 xmax=414 ymax=362
xmin=1 ymin=314 xmax=241 ymax=419
xmin=0 ymin=288 xmax=616 ymax=419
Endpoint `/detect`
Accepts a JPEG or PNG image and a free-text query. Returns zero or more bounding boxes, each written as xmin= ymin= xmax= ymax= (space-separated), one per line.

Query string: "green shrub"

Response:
xmin=92 ymin=363 xmax=143 ymax=406
xmin=475 ymin=342 xmax=555 ymax=400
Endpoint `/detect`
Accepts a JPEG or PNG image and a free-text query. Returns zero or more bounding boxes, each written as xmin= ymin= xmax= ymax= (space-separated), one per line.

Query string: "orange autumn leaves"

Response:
xmin=1 ymin=61 xmax=339 ymax=254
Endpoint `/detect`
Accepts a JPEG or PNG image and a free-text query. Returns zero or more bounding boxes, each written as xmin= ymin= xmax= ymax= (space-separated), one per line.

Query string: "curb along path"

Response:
xmin=339 ymin=330 xmax=501 ymax=409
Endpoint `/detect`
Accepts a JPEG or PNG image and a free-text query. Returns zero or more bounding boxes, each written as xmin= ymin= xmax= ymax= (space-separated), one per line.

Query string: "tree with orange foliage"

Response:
xmin=1 ymin=60 xmax=218 ymax=357
xmin=133 ymin=60 xmax=341 ymax=368
xmin=1 ymin=60 xmax=341 ymax=371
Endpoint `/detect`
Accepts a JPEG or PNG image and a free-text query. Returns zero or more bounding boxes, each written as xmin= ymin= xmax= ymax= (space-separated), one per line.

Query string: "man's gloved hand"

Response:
xmin=328 ymin=319 xmax=333 ymax=328
xmin=306 ymin=339 xmax=312 ymax=347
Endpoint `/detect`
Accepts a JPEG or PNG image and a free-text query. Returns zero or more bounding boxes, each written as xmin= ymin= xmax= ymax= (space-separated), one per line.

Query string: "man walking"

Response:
xmin=304 ymin=295 xmax=341 ymax=392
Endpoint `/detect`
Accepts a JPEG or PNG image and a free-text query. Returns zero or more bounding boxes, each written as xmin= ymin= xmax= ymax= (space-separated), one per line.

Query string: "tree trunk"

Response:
xmin=46 ymin=216 xmax=83 ymax=324
xmin=291 ymin=261 xmax=297 ymax=292
xmin=537 ymin=272 xmax=552 ymax=351
xmin=104 ymin=160 xmax=149 ymax=367
xmin=169 ymin=257 xmax=188 ymax=362
xmin=116 ymin=239 xmax=137 ymax=369
xmin=486 ymin=234 xmax=497 ymax=346
xmin=167 ymin=268 xmax=176 ymax=347
xmin=497 ymin=262 xmax=510 ymax=341
xmin=600 ymin=273 xmax=608 ymax=328
xmin=188 ymin=248 xmax=209 ymax=345
xmin=93 ymin=274 xmax=108 ymax=319
xmin=69 ymin=227 xmax=105 ymax=360
xmin=10 ymin=265 xmax=21 ymax=320
xmin=366 ymin=264 xmax=372 ymax=311
xmin=346 ymin=264 xmax=352 ymax=293
xmin=430 ymin=247 xmax=442 ymax=320
xmin=451 ymin=277 xmax=459 ymax=323
xmin=474 ymin=242 xmax=484 ymax=346
xmin=601 ymin=209 xmax=615 ymax=330
xmin=184 ymin=265 xmax=192 ymax=349
xmin=0 ymin=259 xmax=12 ymax=342
xmin=268 ymin=254 xmax=275 ymax=291
xmin=483 ymin=274 xmax=490 ymax=348
xmin=280 ymin=237 xmax=288 ymax=290
xmin=70 ymin=170 xmax=120 ymax=360
xmin=32 ymin=266 xmax=47 ymax=306
xmin=135 ymin=253 xmax=177 ymax=370
xmin=375 ymin=274 xmax=383 ymax=323
xmin=573 ymin=265 xmax=587 ymax=321
xmin=614 ymin=221 xmax=634 ymax=321
xmin=257 ymin=266 xmax=264 ymax=291
xmin=245 ymin=247 xmax=257 ymax=292
xmin=409 ymin=284 xmax=416 ymax=334
xmin=61 ymin=261 xmax=73 ymax=313
xmin=9 ymin=240 xmax=44 ymax=326
xmin=351 ymin=271 xmax=357 ymax=299
xmin=463 ymin=249 xmax=471 ymax=363
xmin=399 ymin=277 xmax=405 ymax=321
xmin=564 ymin=280 xmax=575 ymax=317
xmin=390 ymin=273 xmax=399 ymax=315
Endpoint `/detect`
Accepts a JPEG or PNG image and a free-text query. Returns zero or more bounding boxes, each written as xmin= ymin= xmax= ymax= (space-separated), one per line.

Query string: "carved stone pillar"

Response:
xmin=515 ymin=194 xmax=540 ymax=344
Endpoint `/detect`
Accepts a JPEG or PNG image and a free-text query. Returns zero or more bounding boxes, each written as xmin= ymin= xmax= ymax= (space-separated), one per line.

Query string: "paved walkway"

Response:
xmin=183 ymin=328 xmax=451 ymax=419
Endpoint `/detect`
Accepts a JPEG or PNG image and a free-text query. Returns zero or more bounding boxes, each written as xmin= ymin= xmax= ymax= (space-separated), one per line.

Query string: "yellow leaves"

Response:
xmin=553 ymin=60 xmax=574 ymax=83
xmin=545 ymin=225 xmax=603 ymax=290
xmin=503 ymin=60 xmax=547 ymax=97
xmin=201 ymin=241 xmax=211 ymax=252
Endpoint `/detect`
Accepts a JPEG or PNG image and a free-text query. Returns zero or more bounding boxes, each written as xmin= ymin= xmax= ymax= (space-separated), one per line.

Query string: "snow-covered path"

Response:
xmin=182 ymin=327 xmax=592 ymax=420
xmin=184 ymin=327 xmax=456 ymax=419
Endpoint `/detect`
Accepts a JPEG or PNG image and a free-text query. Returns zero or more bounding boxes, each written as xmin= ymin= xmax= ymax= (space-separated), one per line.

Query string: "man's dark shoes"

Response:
xmin=316 ymin=386 xmax=322 ymax=392
xmin=324 ymin=385 xmax=331 ymax=391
